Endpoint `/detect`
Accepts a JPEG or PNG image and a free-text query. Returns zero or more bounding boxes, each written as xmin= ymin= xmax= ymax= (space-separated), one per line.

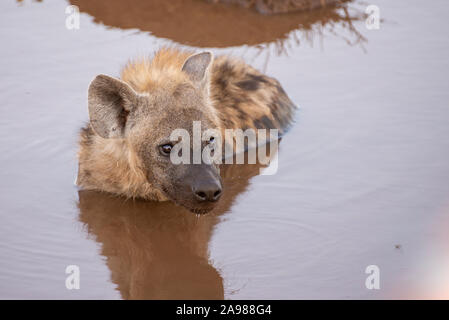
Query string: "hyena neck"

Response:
xmin=77 ymin=129 xmax=168 ymax=201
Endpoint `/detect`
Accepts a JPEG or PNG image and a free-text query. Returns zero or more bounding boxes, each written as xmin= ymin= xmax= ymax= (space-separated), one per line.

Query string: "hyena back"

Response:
xmin=77 ymin=48 xmax=296 ymax=213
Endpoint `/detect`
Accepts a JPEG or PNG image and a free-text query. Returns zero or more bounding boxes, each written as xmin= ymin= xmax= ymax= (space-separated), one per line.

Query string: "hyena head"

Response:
xmin=87 ymin=52 xmax=223 ymax=214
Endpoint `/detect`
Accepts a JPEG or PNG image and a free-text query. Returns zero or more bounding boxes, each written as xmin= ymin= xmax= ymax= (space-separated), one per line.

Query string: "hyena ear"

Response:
xmin=88 ymin=74 xmax=138 ymax=139
xmin=182 ymin=51 xmax=213 ymax=93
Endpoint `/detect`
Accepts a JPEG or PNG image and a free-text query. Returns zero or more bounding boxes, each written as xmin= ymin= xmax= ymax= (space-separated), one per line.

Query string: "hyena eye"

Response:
xmin=159 ymin=144 xmax=173 ymax=156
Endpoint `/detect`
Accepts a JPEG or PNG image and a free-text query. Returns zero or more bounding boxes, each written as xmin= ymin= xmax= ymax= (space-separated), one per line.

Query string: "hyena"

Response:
xmin=77 ymin=48 xmax=296 ymax=213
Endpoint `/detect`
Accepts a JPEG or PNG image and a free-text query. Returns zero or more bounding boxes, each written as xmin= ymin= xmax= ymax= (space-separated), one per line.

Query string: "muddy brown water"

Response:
xmin=1 ymin=0 xmax=449 ymax=299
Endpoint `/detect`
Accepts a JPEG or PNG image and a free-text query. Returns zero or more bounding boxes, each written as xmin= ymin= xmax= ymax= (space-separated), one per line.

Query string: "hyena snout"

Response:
xmin=192 ymin=179 xmax=222 ymax=202
xmin=186 ymin=165 xmax=222 ymax=203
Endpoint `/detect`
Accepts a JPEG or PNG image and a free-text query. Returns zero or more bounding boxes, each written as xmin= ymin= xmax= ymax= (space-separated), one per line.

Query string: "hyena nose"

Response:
xmin=193 ymin=182 xmax=222 ymax=202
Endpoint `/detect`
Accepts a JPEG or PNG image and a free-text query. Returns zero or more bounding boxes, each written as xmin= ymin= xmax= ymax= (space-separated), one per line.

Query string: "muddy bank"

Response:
xmin=70 ymin=0 xmax=363 ymax=47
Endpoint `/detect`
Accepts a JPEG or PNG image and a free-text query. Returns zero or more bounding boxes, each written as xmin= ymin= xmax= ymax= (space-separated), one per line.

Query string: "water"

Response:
xmin=1 ymin=0 xmax=449 ymax=299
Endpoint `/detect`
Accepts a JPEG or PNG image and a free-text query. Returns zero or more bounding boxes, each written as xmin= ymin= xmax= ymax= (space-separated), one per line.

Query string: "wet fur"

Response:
xmin=77 ymin=48 xmax=296 ymax=201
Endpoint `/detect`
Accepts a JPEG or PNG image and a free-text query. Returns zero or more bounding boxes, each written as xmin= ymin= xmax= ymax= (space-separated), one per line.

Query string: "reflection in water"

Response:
xmin=209 ymin=0 xmax=341 ymax=15
xmin=78 ymin=159 xmax=271 ymax=299
xmin=69 ymin=0 xmax=366 ymax=49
